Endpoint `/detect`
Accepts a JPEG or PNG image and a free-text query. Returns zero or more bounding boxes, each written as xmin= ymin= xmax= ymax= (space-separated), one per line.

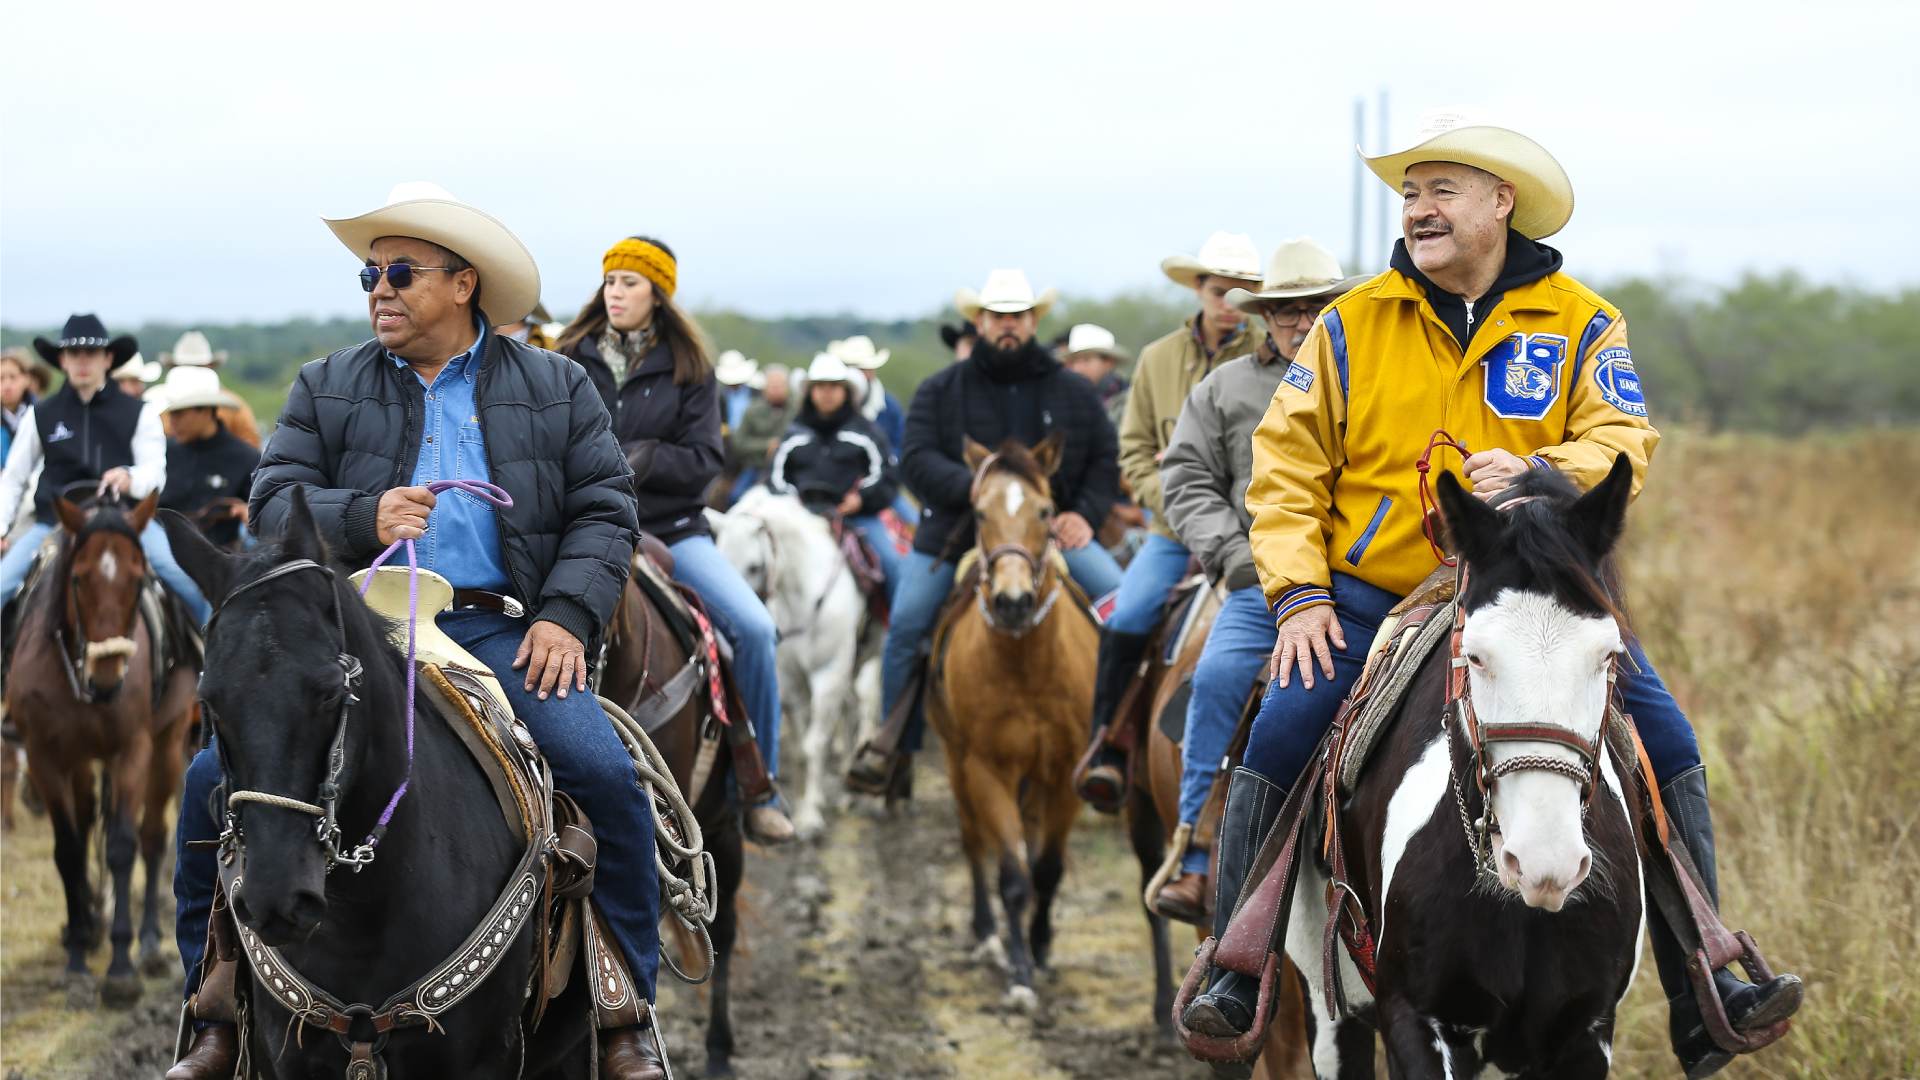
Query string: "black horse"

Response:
xmin=161 ymin=494 xmax=592 ymax=1077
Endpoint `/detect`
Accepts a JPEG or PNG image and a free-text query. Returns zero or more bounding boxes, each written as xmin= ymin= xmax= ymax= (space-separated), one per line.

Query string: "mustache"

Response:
xmin=1410 ymin=216 xmax=1451 ymax=235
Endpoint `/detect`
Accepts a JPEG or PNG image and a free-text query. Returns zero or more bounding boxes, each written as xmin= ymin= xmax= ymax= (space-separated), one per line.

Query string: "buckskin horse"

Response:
xmin=1180 ymin=458 xmax=1665 ymax=1078
xmin=925 ymin=436 xmax=1098 ymax=1010
xmin=4 ymin=488 xmax=197 ymax=1006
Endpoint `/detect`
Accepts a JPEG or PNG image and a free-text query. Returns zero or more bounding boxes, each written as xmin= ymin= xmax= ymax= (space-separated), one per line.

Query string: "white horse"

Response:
xmin=713 ymin=487 xmax=881 ymax=837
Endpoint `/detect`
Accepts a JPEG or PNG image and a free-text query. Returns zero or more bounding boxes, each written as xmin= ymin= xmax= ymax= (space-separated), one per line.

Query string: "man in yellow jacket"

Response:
xmin=1179 ymin=112 xmax=1800 ymax=1077
xmin=1077 ymin=232 xmax=1265 ymax=811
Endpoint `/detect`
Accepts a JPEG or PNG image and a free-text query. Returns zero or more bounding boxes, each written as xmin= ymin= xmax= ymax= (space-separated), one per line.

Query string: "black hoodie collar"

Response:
xmin=970 ymin=337 xmax=1060 ymax=385
xmin=1390 ymin=230 xmax=1563 ymax=351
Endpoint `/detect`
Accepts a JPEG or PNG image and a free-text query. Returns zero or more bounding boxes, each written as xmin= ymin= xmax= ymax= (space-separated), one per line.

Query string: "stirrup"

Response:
xmin=844 ymin=742 xmax=896 ymax=796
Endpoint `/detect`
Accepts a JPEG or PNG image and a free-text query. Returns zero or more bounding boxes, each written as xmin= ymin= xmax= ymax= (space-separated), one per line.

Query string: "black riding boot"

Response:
xmin=1181 ymin=767 xmax=1286 ymax=1071
xmin=1075 ymin=629 xmax=1151 ymax=813
xmin=1647 ymin=766 xmax=1804 ymax=1078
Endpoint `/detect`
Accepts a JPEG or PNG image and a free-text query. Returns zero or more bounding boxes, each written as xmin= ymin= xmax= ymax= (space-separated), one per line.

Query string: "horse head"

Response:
xmin=963 ymin=435 xmax=1062 ymax=632
xmin=1434 ymin=453 xmax=1635 ymax=911
xmin=53 ymin=487 xmax=159 ymax=700
xmin=161 ymin=490 xmax=402 ymax=945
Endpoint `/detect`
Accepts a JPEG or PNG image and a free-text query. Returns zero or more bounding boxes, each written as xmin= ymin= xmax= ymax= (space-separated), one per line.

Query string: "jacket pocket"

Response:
xmin=1344 ymin=496 xmax=1393 ymax=566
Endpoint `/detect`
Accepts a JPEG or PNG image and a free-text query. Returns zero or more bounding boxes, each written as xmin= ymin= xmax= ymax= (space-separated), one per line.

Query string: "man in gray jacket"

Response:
xmin=1149 ymin=239 xmax=1363 ymax=923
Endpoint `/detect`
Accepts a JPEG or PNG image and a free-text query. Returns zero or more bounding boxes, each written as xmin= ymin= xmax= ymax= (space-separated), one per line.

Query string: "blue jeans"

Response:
xmin=1239 ymin=573 xmax=1704 ymax=792
xmin=177 ymin=610 xmax=662 ymax=1004
xmin=882 ymin=543 xmax=1123 ymax=752
xmin=848 ymin=514 xmax=902 ymax=602
xmin=1 ymin=519 xmax=211 ymax=625
xmin=1177 ymin=587 xmax=1275 ymax=874
xmin=1106 ymin=533 xmax=1190 ymax=635
xmin=669 ymin=535 xmax=782 ymax=782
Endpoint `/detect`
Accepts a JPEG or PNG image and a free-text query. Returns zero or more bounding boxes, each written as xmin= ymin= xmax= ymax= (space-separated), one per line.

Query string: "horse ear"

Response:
xmin=159 ymin=509 xmax=235 ymax=606
xmin=127 ymin=491 xmax=160 ymax=533
xmin=1567 ymin=453 xmax=1635 ymax=561
xmin=281 ymin=487 xmax=331 ymax=564
xmin=1032 ymin=432 xmax=1065 ymax=477
xmin=1434 ymin=470 xmax=1501 ymax=565
xmin=54 ymin=496 xmax=88 ymax=535
xmin=963 ymin=438 xmax=991 ymax=472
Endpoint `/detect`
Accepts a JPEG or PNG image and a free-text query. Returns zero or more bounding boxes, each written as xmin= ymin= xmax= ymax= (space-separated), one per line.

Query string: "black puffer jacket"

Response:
xmin=250 ymin=330 xmax=636 ymax=647
xmin=565 ymin=333 xmax=722 ymax=544
xmin=769 ymin=399 xmax=897 ymax=514
xmin=900 ymin=339 xmax=1118 ymax=558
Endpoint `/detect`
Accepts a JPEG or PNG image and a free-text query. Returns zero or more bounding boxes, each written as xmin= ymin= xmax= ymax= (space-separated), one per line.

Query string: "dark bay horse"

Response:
xmin=158 ymin=497 xmax=593 ymax=1077
xmin=1284 ymin=459 xmax=1649 ymax=1077
xmin=600 ymin=559 xmax=746 ymax=1077
xmin=5 ymin=490 xmax=196 ymax=1006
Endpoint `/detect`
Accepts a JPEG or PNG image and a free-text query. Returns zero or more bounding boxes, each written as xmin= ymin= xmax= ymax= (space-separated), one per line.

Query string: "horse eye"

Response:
xmin=1467 ymin=653 xmax=1486 ymax=669
xmin=1039 ymin=506 xmax=1054 ymax=519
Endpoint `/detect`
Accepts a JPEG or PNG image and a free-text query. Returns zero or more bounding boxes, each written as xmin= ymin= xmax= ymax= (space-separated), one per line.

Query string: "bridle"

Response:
xmin=56 ymin=515 xmax=145 ymax=705
xmin=968 ymin=451 xmax=1060 ymax=637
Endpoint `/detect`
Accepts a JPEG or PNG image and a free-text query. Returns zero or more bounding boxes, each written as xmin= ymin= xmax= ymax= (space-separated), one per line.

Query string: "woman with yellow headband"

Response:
xmin=558 ymin=236 xmax=796 ymax=844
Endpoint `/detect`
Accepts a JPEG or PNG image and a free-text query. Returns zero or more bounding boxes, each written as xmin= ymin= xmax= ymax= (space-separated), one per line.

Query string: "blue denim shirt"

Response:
xmin=389 ymin=324 xmax=511 ymax=592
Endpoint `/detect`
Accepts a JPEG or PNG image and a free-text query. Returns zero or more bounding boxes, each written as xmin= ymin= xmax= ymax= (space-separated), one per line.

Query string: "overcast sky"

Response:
xmin=3 ymin=0 xmax=1916 ymax=329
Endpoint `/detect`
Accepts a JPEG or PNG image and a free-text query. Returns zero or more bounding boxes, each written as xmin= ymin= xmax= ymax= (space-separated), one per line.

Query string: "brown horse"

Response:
xmin=598 ymin=563 xmax=748 ymax=1077
xmin=926 ymin=436 xmax=1099 ymax=1010
xmin=4 ymin=491 xmax=197 ymax=1006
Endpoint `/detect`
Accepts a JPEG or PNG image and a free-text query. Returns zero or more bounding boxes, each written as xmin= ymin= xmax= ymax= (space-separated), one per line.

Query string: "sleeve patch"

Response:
xmin=1591 ymin=347 xmax=1647 ymax=417
xmin=1281 ymin=362 xmax=1315 ymax=393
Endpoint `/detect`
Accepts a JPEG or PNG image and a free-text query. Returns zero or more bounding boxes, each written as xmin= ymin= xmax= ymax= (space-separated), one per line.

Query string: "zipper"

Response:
xmin=1465 ymin=299 xmax=1476 ymax=331
xmin=472 ymin=345 xmax=531 ymax=607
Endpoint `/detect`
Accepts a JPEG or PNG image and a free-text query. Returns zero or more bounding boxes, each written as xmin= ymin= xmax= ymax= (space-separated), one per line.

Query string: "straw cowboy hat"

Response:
xmin=955 ymin=269 xmax=1058 ymax=320
xmin=1161 ymin=231 xmax=1264 ymax=288
xmin=806 ymin=351 xmax=855 ymax=383
xmin=1363 ymin=108 xmax=1574 ymax=240
xmin=1226 ymin=239 xmax=1370 ymax=314
xmin=324 ymin=181 xmax=543 ymax=327
xmin=153 ymin=364 xmax=241 ymax=413
xmin=110 ymin=352 xmax=163 ymax=385
xmin=1065 ymin=323 xmax=1131 ymax=363
xmin=829 ymin=335 xmax=890 ymax=371
xmin=714 ymin=349 xmax=758 ymax=387
xmin=34 ymin=313 xmax=138 ymax=366
xmin=167 ymin=330 xmax=224 ymax=368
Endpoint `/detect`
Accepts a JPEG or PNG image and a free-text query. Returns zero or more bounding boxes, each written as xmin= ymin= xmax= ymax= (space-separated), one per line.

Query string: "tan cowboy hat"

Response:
xmin=153 ymin=364 xmax=241 ymax=413
xmin=1065 ymin=323 xmax=1131 ymax=363
xmin=955 ymin=269 xmax=1057 ymax=320
xmin=324 ymin=181 xmax=543 ymax=327
xmin=1226 ymin=239 xmax=1370 ymax=313
xmin=806 ymin=351 xmax=854 ymax=383
xmin=829 ymin=335 xmax=890 ymax=371
xmin=1362 ymin=108 xmax=1574 ymax=240
xmin=168 ymin=330 xmax=221 ymax=368
xmin=1161 ymin=231 xmax=1263 ymax=288
xmin=714 ymin=349 xmax=758 ymax=387
xmin=110 ymin=352 xmax=162 ymax=385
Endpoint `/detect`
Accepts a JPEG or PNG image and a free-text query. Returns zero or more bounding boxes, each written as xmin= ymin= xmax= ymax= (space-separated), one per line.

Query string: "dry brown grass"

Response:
xmin=1609 ymin=429 xmax=1920 ymax=1078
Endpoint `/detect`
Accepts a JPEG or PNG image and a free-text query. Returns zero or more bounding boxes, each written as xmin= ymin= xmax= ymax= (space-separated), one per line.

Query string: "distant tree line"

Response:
xmin=4 ymin=272 xmax=1913 ymax=435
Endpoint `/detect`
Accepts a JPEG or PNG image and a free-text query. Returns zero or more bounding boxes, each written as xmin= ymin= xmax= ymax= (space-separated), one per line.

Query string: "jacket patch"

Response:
xmin=48 ymin=421 xmax=75 ymax=443
xmin=1281 ymin=363 xmax=1315 ymax=393
xmin=1592 ymin=347 xmax=1647 ymax=416
xmin=1482 ymin=333 xmax=1566 ymax=420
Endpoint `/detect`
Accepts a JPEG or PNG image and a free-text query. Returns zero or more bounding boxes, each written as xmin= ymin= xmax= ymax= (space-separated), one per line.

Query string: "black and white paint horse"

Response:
xmin=1294 ymin=456 xmax=1650 ymax=1078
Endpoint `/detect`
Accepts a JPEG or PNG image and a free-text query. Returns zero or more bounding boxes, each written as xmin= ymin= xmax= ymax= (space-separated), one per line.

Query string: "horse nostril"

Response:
xmin=290 ymin=889 xmax=327 ymax=929
xmin=1502 ymin=849 xmax=1523 ymax=880
xmin=1574 ymin=853 xmax=1592 ymax=884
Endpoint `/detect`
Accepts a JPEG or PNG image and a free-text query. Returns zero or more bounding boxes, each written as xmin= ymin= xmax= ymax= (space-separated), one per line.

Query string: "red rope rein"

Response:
xmin=1415 ymin=428 xmax=1472 ymax=566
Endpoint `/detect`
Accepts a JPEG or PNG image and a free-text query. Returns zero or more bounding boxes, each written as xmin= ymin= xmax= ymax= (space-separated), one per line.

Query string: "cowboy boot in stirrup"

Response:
xmin=1648 ymin=766 xmax=1803 ymax=1078
xmin=1181 ymin=767 xmax=1286 ymax=1058
xmin=1075 ymin=629 xmax=1151 ymax=813
xmin=167 ymin=890 xmax=241 ymax=1080
xmin=725 ymin=718 xmax=794 ymax=845
xmin=601 ymin=1020 xmax=669 ymax=1080
xmin=165 ymin=1024 xmax=238 ymax=1080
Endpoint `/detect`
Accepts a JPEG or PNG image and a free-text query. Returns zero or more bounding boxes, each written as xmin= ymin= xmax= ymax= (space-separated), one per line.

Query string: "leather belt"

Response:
xmin=452 ymin=588 xmax=525 ymax=618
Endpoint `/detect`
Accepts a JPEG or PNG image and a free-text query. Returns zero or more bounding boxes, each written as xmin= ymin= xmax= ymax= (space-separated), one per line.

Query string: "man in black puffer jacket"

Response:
xmin=858 ymin=269 xmax=1121 ymax=787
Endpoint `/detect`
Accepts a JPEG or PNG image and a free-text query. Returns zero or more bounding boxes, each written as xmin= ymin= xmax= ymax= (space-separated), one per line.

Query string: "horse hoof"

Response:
xmin=1003 ymin=984 xmax=1039 ymax=1013
xmin=64 ymin=971 xmax=97 ymax=1009
xmin=703 ymin=1057 xmax=735 ymax=1078
xmin=141 ymin=948 xmax=173 ymax=978
xmin=971 ymin=937 xmax=1008 ymax=972
xmin=100 ymin=972 xmax=141 ymax=1008
xmin=793 ymin=806 xmax=827 ymax=839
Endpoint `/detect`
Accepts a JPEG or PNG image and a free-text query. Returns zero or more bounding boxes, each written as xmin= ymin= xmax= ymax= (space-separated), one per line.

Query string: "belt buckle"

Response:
xmin=502 ymin=595 xmax=525 ymax=618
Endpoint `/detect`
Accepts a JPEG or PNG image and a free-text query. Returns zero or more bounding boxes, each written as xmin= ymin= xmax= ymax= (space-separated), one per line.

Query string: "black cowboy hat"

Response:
xmin=32 ymin=314 xmax=138 ymax=366
xmin=938 ymin=321 xmax=978 ymax=351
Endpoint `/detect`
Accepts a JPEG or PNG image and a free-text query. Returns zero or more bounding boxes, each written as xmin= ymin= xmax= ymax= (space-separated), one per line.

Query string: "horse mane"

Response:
xmin=980 ymin=439 xmax=1052 ymax=497
xmin=1490 ymin=470 xmax=1634 ymax=639
xmin=216 ymin=543 xmax=406 ymax=688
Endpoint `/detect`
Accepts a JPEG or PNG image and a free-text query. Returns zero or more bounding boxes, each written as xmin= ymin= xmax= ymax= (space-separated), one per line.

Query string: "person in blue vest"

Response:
xmin=0 ymin=315 xmax=210 ymax=625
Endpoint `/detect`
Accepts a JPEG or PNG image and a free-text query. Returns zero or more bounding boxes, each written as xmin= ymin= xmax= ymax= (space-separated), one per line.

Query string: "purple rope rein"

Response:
xmin=354 ymin=478 xmax=514 ymax=848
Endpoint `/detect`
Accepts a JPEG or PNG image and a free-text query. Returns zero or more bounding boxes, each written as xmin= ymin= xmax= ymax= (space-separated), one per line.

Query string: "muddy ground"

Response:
xmin=1 ymin=755 xmax=1210 ymax=1079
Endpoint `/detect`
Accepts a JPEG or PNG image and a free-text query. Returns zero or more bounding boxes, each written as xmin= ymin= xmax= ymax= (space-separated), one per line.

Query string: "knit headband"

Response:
xmin=603 ymin=238 xmax=677 ymax=299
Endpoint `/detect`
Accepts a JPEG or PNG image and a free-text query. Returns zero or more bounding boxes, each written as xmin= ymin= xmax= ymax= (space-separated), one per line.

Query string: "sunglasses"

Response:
xmin=359 ymin=263 xmax=455 ymax=292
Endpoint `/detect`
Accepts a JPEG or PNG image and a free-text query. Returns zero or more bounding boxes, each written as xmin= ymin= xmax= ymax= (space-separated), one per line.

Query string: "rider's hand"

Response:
xmin=98 ymin=467 xmax=133 ymax=496
xmin=1051 ymin=511 xmax=1093 ymax=550
xmin=513 ymin=619 xmax=587 ymax=700
xmin=376 ymin=486 xmax=436 ymax=544
xmin=837 ymin=491 xmax=862 ymax=516
xmin=1269 ymin=604 xmax=1347 ymax=690
xmin=1463 ymin=448 xmax=1529 ymax=500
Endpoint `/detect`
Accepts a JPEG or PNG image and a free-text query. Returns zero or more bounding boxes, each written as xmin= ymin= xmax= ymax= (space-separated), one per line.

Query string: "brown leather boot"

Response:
xmin=1154 ymin=872 xmax=1210 ymax=925
xmin=165 ymin=1023 xmax=237 ymax=1080
xmin=745 ymin=798 xmax=796 ymax=845
xmin=601 ymin=1023 xmax=668 ymax=1080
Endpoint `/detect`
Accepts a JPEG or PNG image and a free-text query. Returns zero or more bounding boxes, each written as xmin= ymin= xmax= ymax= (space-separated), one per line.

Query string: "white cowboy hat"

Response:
xmin=714 ymin=349 xmax=758 ymax=386
xmin=169 ymin=330 xmax=219 ymax=368
xmin=1362 ymin=108 xmax=1574 ymax=240
xmin=324 ymin=181 xmax=543 ymax=327
xmin=153 ymin=364 xmax=240 ymax=413
xmin=955 ymin=269 xmax=1058 ymax=320
xmin=806 ymin=351 xmax=854 ymax=383
xmin=1161 ymin=231 xmax=1264 ymax=288
xmin=1226 ymin=239 xmax=1370 ymax=313
xmin=829 ymin=335 xmax=891 ymax=371
xmin=110 ymin=352 xmax=162 ymax=384
xmin=1065 ymin=323 xmax=1132 ymax=363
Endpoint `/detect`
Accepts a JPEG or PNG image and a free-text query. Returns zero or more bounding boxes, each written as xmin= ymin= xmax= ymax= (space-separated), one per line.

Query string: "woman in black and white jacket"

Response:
xmin=768 ymin=352 xmax=902 ymax=597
